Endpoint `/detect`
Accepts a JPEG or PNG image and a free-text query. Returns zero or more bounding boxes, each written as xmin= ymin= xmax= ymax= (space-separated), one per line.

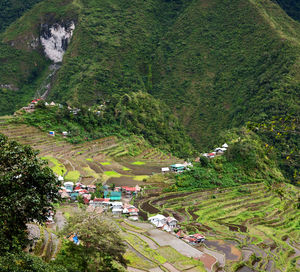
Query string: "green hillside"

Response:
xmin=275 ymin=0 xmax=300 ymax=21
xmin=0 ymin=0 xmax=299 ymax=178
xmin=16 ymin=91 xmax=194 ymax=158
xmin=151 ymin=0 xmax=300 ymax=148
xmin=0 ymin=0 xmax=43 ymax=33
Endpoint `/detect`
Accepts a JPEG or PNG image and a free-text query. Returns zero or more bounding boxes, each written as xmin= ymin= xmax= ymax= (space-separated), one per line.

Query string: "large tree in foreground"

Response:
xmin=54 ymin=212 xmax=127 ymax=272
xmin=0 ymin=133 xmax=60 ymax=253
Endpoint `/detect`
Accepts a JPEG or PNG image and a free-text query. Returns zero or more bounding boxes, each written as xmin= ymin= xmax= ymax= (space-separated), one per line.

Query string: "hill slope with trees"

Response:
xmin=0 ymin=0 xmax=299 ymax=180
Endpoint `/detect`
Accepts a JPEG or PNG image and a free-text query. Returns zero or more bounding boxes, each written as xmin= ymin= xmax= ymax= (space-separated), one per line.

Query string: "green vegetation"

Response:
xmin=65 ymin=170 xmax=80 ymax=182
xmin=42 ymin=156 xmax=67 ymax=176
xmin=156 ymin=246 xmax=205 ymax=271
xmin=247 ymin=116 xmax=299 ymax=184
xmin=169 ymin=128 xmax=285 ymax=191
xmin=275 ymin=0 xmax=300 ymax=21
xmin=0 ymin=0 xmax=43 ymax=33
xmin=151 ymin=0 xmax=300 ymax=150
xmin=1 ymin=0 xmax=299 ymax=183
xmin=133 ymin=175 xmax=149 ymax=181
xmin=104 ymin=171 xmax=122 ymax=178
xmin=136 ymin=181 xmax=300 ymax=271
xmin=131 ymin=161 xmax=146 ymax=166
xmin=0 ymin=0 xmax=80 ymax=115
xmin=0 ymin=252 xmax=67 ymax=272
xmin=17 ymin=91 xmax=195 ymax=157
xmin=54 ymin=212 xmax=127 ymax=271
xmin=0 ymin=133 xmax=60 ymax=253
xmin=101 ymin=162 xmax=111 ymax=165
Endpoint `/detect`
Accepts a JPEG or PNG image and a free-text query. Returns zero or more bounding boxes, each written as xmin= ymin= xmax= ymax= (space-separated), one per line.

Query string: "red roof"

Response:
xmin=128 ymin=207 xmax=139 ymax=213
xmin=75 ymin=186 xmax=81 ymax=190
xmin=208 ymin=153 xmax=215 ymax=156
xmin=122 ymin=186 xmax=137 ymax=192
xmin=93 ymin=198 xmax=110 ymax=202
xmin=192 ymin=233 xmax=205 ymax=239
xmin=93 ymin=198 xmax=105 ymax=202
xmin=84 ymin=198 xmax=90 ymax=204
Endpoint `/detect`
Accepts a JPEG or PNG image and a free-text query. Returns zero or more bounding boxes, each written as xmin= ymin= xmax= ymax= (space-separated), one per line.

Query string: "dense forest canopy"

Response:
xmin=274 ymin=0 xmax=300 ymax=21
xmin=0 ymin=0 xmax=43 ymax=33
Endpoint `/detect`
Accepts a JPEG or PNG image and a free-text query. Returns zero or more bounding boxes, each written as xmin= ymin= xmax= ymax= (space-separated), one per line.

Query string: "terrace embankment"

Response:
xmin=137 ymin=182 xmax=300 ymax=271
xmin=0 ymin=119 xmax=178 ymax=186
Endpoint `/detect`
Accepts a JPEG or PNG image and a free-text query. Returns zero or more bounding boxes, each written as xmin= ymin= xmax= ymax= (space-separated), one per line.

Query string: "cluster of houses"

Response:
xmin=148 ymin=214 xmax=205 ymax=244
xmin=201 ymin=143 xmax=228 ymax=159
xmin=20 ymin=98 xmax=63 ymax=113
xmin=161 ymin=162 xmax=193 ymax=174
xmin=176 ymin=230 xmax=206 ymax=244
xmin=58 ymin=181 xmax=141 ymax=220
xmin=148 ymin=214 xmax=178 ymax=232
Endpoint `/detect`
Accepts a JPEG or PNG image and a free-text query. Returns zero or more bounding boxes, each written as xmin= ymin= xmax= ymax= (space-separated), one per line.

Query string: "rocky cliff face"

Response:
xmin=40 ymin=21 xmax=75 ymax=63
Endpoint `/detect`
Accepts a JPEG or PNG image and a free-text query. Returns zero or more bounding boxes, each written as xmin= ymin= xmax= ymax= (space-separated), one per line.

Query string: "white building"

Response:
xmin=148 ymin=214 xmax=167 ymax=228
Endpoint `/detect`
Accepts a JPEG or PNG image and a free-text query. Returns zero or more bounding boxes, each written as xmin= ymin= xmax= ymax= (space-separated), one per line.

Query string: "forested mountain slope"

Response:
xmin=275 ymin=0 xmax=300 ymax=21
xmin=151 ymin=0 xmax=300 ymax=148
xmin=0 ymin=0 xmax=43 ymax=33
xmin=0 ymin=0 xmax=299 ymax=152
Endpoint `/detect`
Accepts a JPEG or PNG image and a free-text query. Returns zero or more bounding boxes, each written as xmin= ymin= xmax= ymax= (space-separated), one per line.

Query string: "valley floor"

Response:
xmin=1 ymin=117 xmax=299 ymax=272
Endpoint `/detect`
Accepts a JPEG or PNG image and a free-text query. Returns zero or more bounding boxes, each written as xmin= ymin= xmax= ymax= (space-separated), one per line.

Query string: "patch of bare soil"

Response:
xmin=204 ymin=240 xmax=241 ymax=261
xmin=236 ymin=266 xmax=254 ymax=272
xmin=168 ymin=210 xmax=185 ymax=222
xmin=197 ymin=253 xmax=217 ymax=271
xmin=188 ymin=207 xmax=199 ymax=220
xmin=87 ymin=161 xmax=102 ymax=173
xmin=120 ymin=162 xmax=161 ymax=175
xmin=141 ymin=200 xmax=160 ymax=214
xmin=138 ymin=210 xmax=148 ymax=221
xmin=151 ymin=192 xmax=192 ymax=205
xmin=107 ymin=176 xmax=146 ymax=186
xmin=216 ymin=221 xmax=247 ymax=233
xmin=191 ymin=222 xmax=213 ymax=231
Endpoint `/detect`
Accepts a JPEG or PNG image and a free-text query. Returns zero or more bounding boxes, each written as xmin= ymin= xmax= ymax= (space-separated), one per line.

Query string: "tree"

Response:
xmin=54 ymin=212 xmax=127 ymax=271
xmin=0 ymin=251 xmax=67 ymax=272
xmin=0 ymin=133 xmax=60 ymax=253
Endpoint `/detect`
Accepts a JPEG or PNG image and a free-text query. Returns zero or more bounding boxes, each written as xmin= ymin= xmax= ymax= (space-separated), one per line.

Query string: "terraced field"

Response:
xmin=0 ymin=117 xmax=177 ymax=186
xmin=2 ymin=116 xmax=299 ymax=271
xmin=136 ymin=182 xmax=300 ymax=271
xmin=116 ymin=219 xmax=207 ymax=272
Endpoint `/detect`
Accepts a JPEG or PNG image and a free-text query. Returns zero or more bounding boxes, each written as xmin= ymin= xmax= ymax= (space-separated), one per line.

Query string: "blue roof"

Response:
xmin=110 ymin=196 xmax=121 ymax=200
xmin=73 ymin=235 xmax=79 ymax=244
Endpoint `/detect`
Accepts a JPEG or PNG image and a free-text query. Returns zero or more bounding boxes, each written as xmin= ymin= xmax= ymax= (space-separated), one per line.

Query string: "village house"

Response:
xmin=111 ymin=202 xmax=123 ymax=215
xmin=64 ymin=182 xmax=74 ymax=192
xmin=121 ymin=186 xmax=139 ymax=196
xmin=166 ymin=216 xmax=178 ymax=228
xmin=90 ymin=198 xmax=110 ymax=208
xmin=170 ymin=164 xmax=186 ymax=173
xmin=123 ymin=203 xmax=139 ymax=216
xmin=109 ymin=191 xmax=122 ymax=201
xmin=161 ymin=167 xmax=170 ymax=173
xmin=148 ymin=214 xmax=167 ymax=228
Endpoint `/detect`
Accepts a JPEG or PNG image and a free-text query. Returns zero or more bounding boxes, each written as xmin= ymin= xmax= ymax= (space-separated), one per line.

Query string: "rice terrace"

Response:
xmin=0 ymin=115 xmax=299 ymax=272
